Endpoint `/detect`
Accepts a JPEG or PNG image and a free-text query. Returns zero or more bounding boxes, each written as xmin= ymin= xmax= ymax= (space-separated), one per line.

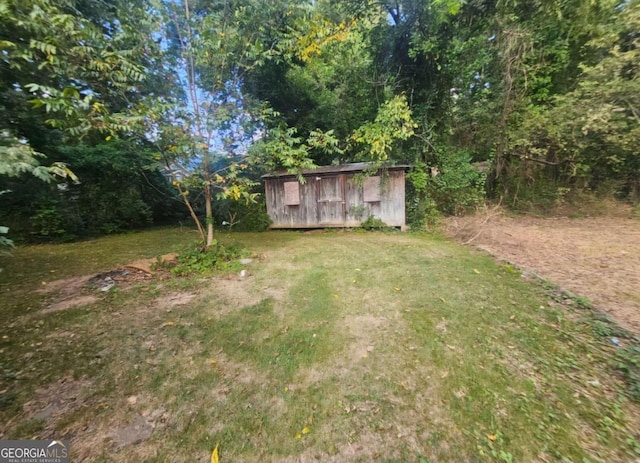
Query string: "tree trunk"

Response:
xmin=204 ymin=182 xmax=215 ymax=248
xmin=164 ymin=158 xmax=206 ymax=243
xmin=182 ymin=189 xmax=206 ymax=244
xmin=487 ymin=24 xmax=531 ymax=197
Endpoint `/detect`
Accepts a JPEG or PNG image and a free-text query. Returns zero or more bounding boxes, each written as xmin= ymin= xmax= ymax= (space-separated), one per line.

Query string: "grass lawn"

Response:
xmin=1 ymin=227 xmax=639 ymax=462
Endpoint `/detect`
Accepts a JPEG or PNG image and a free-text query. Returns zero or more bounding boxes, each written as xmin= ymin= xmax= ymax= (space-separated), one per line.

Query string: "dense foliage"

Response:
xmin=1 ymin=0 xmax=638 ymax=242
xmin=240 ymin=0 xmax=640 ymax=222
xmin=0 ymin=0 xmax=185 ymax=241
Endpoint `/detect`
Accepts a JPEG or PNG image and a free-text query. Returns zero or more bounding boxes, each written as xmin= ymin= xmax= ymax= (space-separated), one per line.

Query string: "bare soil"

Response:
xmin=153 ymin=291 xmax=197 ymax=311
xmin=444 ymin=207 xmax=640 ymax=333
xmin=22 ymin=377 xmax=91 ymax=422
xmin=38 ymin=268 xmax=156 ymax=313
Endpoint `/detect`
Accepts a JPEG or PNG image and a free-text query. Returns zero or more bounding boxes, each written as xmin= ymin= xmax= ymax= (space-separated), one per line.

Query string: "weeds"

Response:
xmin=171 ymin=240 xmax=248 ymax=275
xmin=360 ymin=215 xmax=392 ymax=230
xmin=617 ymin=345 xmax=640 ymax=402
xmin=569 ymin=298 xmax=640 ymax=403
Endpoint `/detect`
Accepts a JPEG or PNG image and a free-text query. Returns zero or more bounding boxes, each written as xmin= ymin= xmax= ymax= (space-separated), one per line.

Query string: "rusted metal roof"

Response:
xmin=262 ymin=162 xmax=411 ymax=179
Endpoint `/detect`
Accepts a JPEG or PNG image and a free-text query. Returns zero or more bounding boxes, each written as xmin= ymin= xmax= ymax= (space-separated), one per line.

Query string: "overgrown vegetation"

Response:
xmin=2 ymin=0 xmax=639 ymax=244
xmin=360 ymin=215 xmax=391 ymax=230
xmin=212 ymin=196 xmax=272 ymax=232
xmin=1 ymin=141 xmax=185 ymax=242
xmin=171 ymin=240 xmax=248 ymax=276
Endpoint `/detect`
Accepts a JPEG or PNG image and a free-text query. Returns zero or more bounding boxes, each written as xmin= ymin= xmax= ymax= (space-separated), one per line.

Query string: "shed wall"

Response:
xmin=265 ymin=170 xmax=405 ymax=229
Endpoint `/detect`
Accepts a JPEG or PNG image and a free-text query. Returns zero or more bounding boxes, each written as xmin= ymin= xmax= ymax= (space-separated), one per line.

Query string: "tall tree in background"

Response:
xmin=156 ymin=0 xmax=280 ymax=247
xmin=0 ymin=0 xmax=167 ymax=141
xmin=243 ymin=2 xmax=382 ymax=163
xmin=507 ymin=0 xmax=640 ymax=203
xmin=0 ymin=0 xmax=177 ymax=240
xmin=444 ymin=0 xmax=631 ymax=205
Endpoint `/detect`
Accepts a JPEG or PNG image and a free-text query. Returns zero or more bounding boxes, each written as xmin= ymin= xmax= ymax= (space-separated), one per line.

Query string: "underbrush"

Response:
xmin=501 ymin=178 xmax=635 ymax=218
xmin=360 ymin=215 xmax=397 ymax=231
xmin=170 ymin=240 xmax=249 ymax=276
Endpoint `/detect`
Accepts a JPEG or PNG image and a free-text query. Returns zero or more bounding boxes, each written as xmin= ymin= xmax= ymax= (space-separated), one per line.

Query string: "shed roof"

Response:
xmin=262 ymin=162 xmax=411 ymax=179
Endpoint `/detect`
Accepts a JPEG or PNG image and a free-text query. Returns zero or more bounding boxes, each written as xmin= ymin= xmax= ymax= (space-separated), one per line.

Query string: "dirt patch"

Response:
xmin=125 ymin=252 xmax=178 ymax=274
xmin=87 ymin=269 xmax=153 ymax=290
xmin=153 ymin=292 xmax=197 ymax=311
xmin=46 ymin=295 xmax=99 ymax=312
xmin=444 ymin=209 xmax=640 ymax=332
xmin=212 ymin=352 xmax=269 ymax=387
xmin=279 ymin=430 xmax=388 ymax=463
xmin=342 ymin=315 xmax=388 ymax=363
xmin=38 ymin=275 xmax=97 ymax=312
xmin=210 ymin=276 xmax=261 ymax=306
xmin=56 ymin=404 xmax=169 ymax=460
xmin=40 ymin=269 xmax=154 ymax=313
xmin=201 ymin=276 xmax=272 ymax=316
xmin=110 ymin=414 xmax=154 ymax=448
xmin=37 ymin=275 xmax=93 ymax=295
xmin=296 ymin=315 xmax=391 ymax=388
xmin=22 ymin=377 xmax=91 ymax=422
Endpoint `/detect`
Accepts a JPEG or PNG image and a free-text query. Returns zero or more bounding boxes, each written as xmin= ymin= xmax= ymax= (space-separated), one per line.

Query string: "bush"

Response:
xmin=213 ymin=197 xmax=272 ymax=232
xmin=406 ymin=162 xmax=440 ymax=229
xmin=361 ymin=215 xmax=391 ymax=230
xmin=428 ymin=149 xmax=486 ymax=215
xmin=172 ymin=240 xmax=249 ymax=276
xmin=407 ymin=150 xmax=486 ymax=222
xmin=30 ymin=202 xmax=82 ymax=241
xmin=407 ymin=194 xmax=440 ymax=230
xmin=0 ymin=140 xmax=187 ymax=242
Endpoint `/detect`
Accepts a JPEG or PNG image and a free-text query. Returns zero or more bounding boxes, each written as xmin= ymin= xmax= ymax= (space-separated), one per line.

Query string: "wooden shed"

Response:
xmin=262 ymin=163 xmax=409 ymax=230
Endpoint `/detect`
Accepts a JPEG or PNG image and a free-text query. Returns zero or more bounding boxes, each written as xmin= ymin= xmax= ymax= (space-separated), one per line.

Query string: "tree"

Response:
xmin=504 ymin=0 xmax=640 ymax=203
xmin=149 ymin=0 xmax=276 ymax=248
xmin=0 ymin=0 xmax=183 ymax=241
xmin=0 ymin=0 xmax=165 ymax=140
xmin=243 ymin=5 xmax=381 ymax=164
xmin=572 ymin=0 xmax=640 ymax=201
xmin=2 ymin=0 xmax=636 ymax=241
xmin=0 ymin=130 xmax=76 ymax=263
xmin=443 ymin=0 xmax=626 ymax=205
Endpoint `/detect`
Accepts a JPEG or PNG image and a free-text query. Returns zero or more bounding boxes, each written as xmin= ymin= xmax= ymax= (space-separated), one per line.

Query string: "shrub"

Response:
xmin=172 ymin=240 xmax=248 ymax=276
xmin=407 ymin=194 xmax=440 ymax=229
xmin=29 ymin=201 xmax=83 ymax=241
xmin=428 ymin=149 xmax=486 ymax=215
xmin=406 ymin=162 xmax=440 ymax=229
xmin=214 ymin=197 xmax=272 ymax=232
xmin=361 ymin=215 xmax=390 ymax=230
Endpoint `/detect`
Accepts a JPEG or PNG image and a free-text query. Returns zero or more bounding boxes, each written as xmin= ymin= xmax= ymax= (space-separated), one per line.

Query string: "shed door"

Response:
xmin=317 ymin=176 xmax=345 ymax=225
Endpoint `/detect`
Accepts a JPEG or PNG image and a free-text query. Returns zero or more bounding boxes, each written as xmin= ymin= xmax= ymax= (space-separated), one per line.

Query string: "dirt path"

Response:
xmin=445 ymin=209 xmax=640 ymax=333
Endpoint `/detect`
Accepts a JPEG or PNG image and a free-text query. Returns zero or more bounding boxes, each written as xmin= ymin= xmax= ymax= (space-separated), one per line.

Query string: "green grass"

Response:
xmin=0 ymin=227 xmax=639 ymax=462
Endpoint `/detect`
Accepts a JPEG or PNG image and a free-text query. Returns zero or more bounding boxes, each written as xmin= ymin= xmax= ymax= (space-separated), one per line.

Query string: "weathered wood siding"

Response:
xmin=265 ymin=168 xmax=406 ymax=229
